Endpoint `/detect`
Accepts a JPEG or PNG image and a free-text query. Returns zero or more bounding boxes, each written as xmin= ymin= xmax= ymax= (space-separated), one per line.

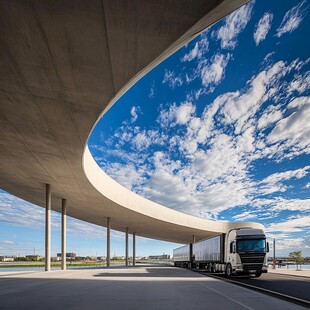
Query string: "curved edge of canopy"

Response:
xmin=83 ymin=146 xmax=264 ymax=236
xmin=81 ymin=0 xmax=263 ymax=239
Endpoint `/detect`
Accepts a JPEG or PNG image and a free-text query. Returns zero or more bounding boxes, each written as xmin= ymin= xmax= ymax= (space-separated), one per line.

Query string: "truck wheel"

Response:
xmin=211 ymin=264 xmax=215 ymax=273
xmin=225 ymin=264 xmax=232 ymax=278
xmin=254 ymin=272 xmax=262 ymax=278
xmin=207 ymin=264 xmax=212 ymax=272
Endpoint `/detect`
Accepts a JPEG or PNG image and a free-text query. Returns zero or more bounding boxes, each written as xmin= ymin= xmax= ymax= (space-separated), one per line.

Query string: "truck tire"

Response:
xmin=254 ymin=272 xmax=262 ymax=278
xmin=207 ymin=264 xmax=212 ymax=272
xmin=225 ymin=264 xmax=232 ymax=278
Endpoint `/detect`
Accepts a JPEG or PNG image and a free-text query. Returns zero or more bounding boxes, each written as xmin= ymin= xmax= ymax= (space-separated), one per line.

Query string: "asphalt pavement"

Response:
xmin=195 ymin=270 xmax=310 ymax=308
xmin=231 ymin=272 xmax=310 ymax=302
xmin=0 ymin=265 xmax=307 ymax=310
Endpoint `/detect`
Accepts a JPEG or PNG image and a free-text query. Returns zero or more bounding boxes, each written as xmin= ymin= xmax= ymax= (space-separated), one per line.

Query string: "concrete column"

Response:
xmin=45 ymin=184 xmax=51 ymax=271
xmin=107 ymin=217 xmax=110 ymax=267
xmin=61 ymin=198 xmax=67 ymax=270
xmin=133 ymin=232 xmax=136 ymax=266
xmin=125 ymin=227 xmax=129 ymax=266
xmin=273 ymin=238 xmax=276 ymax=269
xmin=192 ymin=235 xmax=196 ymax=244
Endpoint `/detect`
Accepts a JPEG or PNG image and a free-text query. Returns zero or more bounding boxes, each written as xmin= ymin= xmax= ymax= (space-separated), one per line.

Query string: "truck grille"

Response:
xmin=239 ymin=253 xmax=265 ymax=271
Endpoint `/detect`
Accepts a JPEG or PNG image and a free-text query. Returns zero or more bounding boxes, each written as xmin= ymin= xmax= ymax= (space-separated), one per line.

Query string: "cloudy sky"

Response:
xmin=1 ymin=0 xmax=309 ymax=258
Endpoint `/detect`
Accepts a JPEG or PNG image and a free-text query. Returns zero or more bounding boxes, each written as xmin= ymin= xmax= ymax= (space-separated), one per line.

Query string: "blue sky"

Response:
xmin=1 ymin=0 xmax=309 ymax=258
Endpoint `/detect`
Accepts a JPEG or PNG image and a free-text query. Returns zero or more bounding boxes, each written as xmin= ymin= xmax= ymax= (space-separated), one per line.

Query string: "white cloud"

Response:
xmin=287 ymin=71 xmax=310 ymax=95
xmin=257 ymin=105 xmax=283 ymax=130
xmin=130 ymin=106 xmax=141 ymax=123
xmin=254 ymin=12 xmax=273 ymax=45
xmin=192 ymin=134 xmax=248 ymax=180
xmin=305 ymin=183 xmax=310 ymax=189
xmin=261 ymin=167 xmax=309 ymax=184
xmin=162 ymin=70 xmax=183 ymax=88
xmin=258 ymin=167 xmax=310 ymax=195
xmin=0 ymin=191 xmax=123 ymax=241
xmin=182 ymin=33 xmax=209 ymax=62
xmin=114 ymin=126 xmax=133 ymax=145
xmin=262 ymin=52 xmax=275 ymax=65
xmin=200 ymin=53 xmax=231 ymax=91
xmin=276 ymin=0 xmax=307 ymax=37
xmin=182 ymin=42 xmax=200 ymax=62
xmin=287 ymin=96 xmax=310 ymax=109
xmin=149 ymin=81 xmax=155 ymax=99
xmin=0 ymin=240 xmax=15 ymax=245
xmin=104 ymin=162 xmax=146 ymax=192
xmin=267 ymin=216 xmax=310 ymax=233
xmin=267 ymin=96 xmax=310 ymax=155
xmin=220 ymin=61 xmax=286 ymax=134
xmin=156 ymin=102 xmax=196 ymax=127
xmin=253 ymin=197 xmax=310 ymax=212
xmin=213 ymin=2 xmax=254 ymax=49
xmin=142 ymin=151 xmax=251 ymax=215
xmin=174 ymin=102 xmax=196 ymax=125
xmin=132 ymin=131 xmax=151 ymax=149
xmin=271 ymin=198 xmax=310 ymax=212
xmin=157 ymin=105 xmax=174 ymax=128
xmin=233 ymin=211 xmax=256 ymax=221
xmin=266 ymin=234 xmax=306 ymax=251
xmin=130 ymin=106 xmax=140 ymax=123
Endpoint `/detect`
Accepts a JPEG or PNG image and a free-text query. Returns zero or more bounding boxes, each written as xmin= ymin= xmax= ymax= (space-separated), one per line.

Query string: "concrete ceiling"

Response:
xmin=0 ymin=0 xmax=260 ymax=244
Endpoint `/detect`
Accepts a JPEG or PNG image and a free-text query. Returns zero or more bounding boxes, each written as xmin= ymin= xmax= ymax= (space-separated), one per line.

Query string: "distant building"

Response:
xmin=52 ymin=256 xmax=61 ymax=262
xmin=0 ymin=256 xmax=15 ymax=262
xmin=25 ymin=255 xmax=41 ymax=261
xmin=97 ymin=256 xmax=105 ymax=261
xmin=57 ymin=252 xmax=77 ymax=260
xmin=148 ymin=254 xmax=170 ymax=260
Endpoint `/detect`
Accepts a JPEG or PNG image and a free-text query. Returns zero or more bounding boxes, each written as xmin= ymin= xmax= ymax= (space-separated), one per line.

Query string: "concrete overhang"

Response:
xmin=0 ymin=0 xmax=262 ymax=244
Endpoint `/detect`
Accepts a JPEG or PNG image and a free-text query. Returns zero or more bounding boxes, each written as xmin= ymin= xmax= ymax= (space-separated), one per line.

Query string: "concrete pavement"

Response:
xmin=268 ymin=267 xmax=310 ymax=278
xmin=0 ymin=265 xmax=306 ymax=310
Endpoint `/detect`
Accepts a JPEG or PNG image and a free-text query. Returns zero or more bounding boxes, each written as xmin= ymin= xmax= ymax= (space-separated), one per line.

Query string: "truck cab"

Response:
xmin=225 ymin=228 xmax=269 ymax=277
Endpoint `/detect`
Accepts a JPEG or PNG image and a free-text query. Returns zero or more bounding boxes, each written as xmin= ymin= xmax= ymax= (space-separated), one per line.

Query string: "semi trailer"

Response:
xmin=173 ymin=228 xmax=269 ymax=277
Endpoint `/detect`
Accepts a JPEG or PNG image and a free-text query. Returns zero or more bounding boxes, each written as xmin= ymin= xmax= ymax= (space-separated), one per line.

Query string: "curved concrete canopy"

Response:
xmin=0 ymin=0 xmax=262 ymax=244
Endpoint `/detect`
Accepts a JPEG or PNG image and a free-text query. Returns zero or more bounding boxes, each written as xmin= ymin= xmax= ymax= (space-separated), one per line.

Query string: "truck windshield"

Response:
xmin=237 ymin=239 xmax=266 ymax=253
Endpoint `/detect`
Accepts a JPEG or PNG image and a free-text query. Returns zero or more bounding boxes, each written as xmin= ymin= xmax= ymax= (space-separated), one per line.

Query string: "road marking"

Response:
xmin=196 ymin=281 xmax=255 ymax=310
xmin=203 ymin=273 xmax=310 ymax=308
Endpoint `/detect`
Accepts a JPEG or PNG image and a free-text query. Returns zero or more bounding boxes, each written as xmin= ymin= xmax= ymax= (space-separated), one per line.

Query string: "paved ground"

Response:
xmin=207 ymin=272 xmax=310 ymax=303
xmin=268 ymin=267 xmax=310 ymax=278
xmin=0 ymin=265 xmax=307 ymax=310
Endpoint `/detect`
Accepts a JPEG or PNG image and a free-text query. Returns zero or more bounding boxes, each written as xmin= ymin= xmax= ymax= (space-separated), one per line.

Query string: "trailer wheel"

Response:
xmin=225 ymin=264 xmax=232 ymax=278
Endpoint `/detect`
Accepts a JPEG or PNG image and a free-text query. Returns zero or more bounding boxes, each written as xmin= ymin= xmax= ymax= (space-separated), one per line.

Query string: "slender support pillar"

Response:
xmin=45 ymin=184 xmax=51 ymax=271
xmin=107 ymin=217 xmax=110 ymax=267
xmin=133 ymin=232 xmax=136 ymax=266
xmin=61 ymin=198 xmax=67 ymax=270
xmin=192 ymin=235 xmax=196 ymax=244
xmin=273 ymin=238 xmax=276 ymax=269
xmin=125 ymin=227 xmax=129 ymax=266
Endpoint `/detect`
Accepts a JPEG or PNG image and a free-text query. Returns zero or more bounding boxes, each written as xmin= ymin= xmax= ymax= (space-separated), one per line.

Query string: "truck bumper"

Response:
xmin=235 ymin=268 xmax=267 ymax=275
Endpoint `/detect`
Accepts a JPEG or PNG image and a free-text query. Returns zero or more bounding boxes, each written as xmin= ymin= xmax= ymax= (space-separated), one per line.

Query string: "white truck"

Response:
xmin=173 ymin=228 xmax=269 ymax=277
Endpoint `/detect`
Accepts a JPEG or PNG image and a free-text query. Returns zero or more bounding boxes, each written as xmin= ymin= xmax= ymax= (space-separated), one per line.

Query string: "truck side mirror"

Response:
xmin=267 ymin=242 xmax=269 ymax=253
